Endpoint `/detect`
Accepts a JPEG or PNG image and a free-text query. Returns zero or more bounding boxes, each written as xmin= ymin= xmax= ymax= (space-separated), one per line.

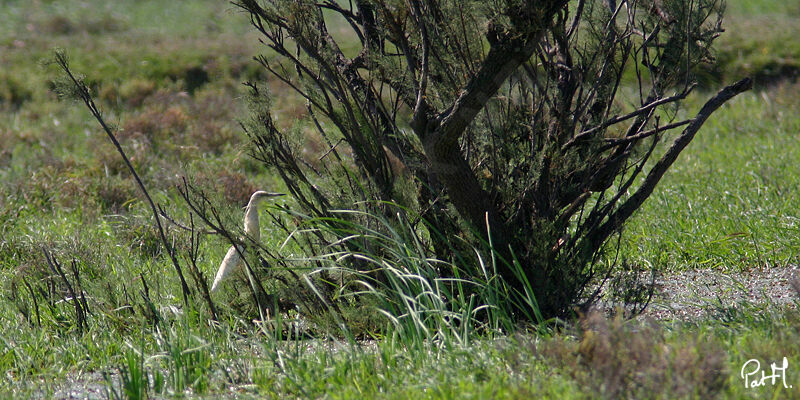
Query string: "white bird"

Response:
xmin=211 ymin=190 xmax=284 ymax=292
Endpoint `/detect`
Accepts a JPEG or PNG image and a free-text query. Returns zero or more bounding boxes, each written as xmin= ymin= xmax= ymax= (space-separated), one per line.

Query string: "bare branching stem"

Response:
xmin=53 ymin=51 xmax=192 ymax=306
xmin=591 ymin=77 xmax=753 ymax=248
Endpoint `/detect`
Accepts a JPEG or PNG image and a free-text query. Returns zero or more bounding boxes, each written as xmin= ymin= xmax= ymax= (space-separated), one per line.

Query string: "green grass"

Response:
xmin=1 ymin=0 xmax=799 ymax=398
xmin=621 ymin=86 xmax=800 ymax=271
xmin=711 ymin=1 xmax=800 ymax=85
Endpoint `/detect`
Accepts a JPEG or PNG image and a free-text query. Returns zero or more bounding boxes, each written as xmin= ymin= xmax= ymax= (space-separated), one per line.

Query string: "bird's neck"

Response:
xmin=243 ymin=200 xmax=262 ymax=241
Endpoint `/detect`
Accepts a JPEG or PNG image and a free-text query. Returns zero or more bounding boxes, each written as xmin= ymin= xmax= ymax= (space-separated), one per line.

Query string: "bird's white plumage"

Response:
xmin=211 ymin=245 xmax=242 ymax=292
xmin=210 ymin=190 xmax=284 ymax=292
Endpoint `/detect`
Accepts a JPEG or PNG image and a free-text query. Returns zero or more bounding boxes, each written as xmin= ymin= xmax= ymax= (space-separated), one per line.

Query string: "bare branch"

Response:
xmin=409 ymin=0 xmax=431 ymax=132
xmin=601 ymin=118 xmax=693 ymax=149
xmin=432 ymin=31 xmax=542 ymax=147
xmin=592 ymin=77 xmax=752 ymax=246
xmin=562 ymin=84 xmax=696 ymax=151
xmin=53 ymin=51 xmax=193 ymax=305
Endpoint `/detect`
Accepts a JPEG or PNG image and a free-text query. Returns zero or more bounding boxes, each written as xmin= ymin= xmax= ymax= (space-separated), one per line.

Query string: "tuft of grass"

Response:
xmin=276 ymin=202 xmax=549 ymax=347
xmin=530 ymin=311 xmax=728 ymax=399
xmin=0 ymin=71 xmax=33 ymax=108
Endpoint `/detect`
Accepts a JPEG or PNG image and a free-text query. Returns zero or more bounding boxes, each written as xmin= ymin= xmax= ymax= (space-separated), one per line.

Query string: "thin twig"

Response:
xmin=591 ymin=77 xmax=752 ymax=248
xmin=562 ymin=84 xmax=696 ymax=151
xmin=158 ymin=205 xmax=217 ymax=235
xmin=43 ymin=249 xmax=86 ymax=333
xmin=186 ymin=213 xmax=219 ymax=322
xmin=53 ymin=51 xmax=192 ymax=305
xmin=600 ymin=118 xmax=693 ymax=149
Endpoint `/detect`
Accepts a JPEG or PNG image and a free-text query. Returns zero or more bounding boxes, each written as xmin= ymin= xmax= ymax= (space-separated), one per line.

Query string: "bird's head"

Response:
xmin=251 ymin=190 xmax=285 ymax=199
xmin=248 ymin=190 xmax=285 ymax=207
xmin=243 ymin=190 xmax=285 ymax=234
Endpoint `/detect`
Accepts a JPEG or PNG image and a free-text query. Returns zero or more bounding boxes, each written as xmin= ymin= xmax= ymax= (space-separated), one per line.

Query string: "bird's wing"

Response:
xmin=211 ymin=245 xmax=243 ymax=292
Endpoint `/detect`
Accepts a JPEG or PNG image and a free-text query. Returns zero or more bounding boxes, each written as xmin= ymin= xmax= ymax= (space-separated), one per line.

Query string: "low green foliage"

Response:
xmin=622 ymin=85 xmax=800 ymax=270
xmin=709 ymin=1 xmax=800 ymax=85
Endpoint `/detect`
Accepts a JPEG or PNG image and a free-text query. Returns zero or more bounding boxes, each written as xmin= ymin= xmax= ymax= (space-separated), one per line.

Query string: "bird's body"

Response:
xmin=211 ymin=190 xmax=284 ymax=292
